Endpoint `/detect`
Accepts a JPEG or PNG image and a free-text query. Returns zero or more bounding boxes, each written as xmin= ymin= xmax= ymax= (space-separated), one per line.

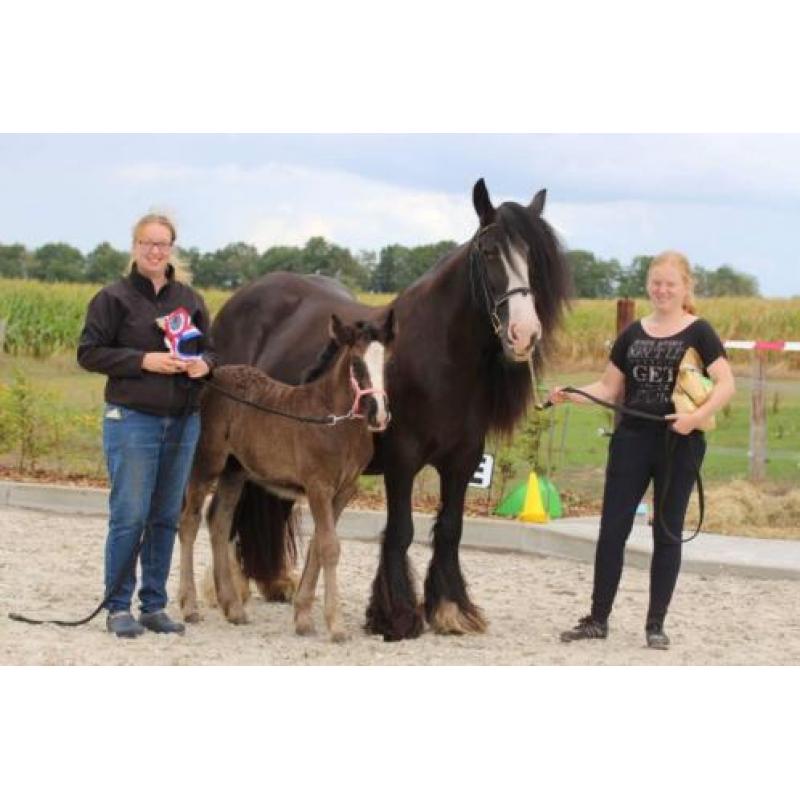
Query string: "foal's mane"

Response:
xmin=302 ymin=339 xmax=341 ymax=384
xmin=301 ymin=320 xmax=380 ymax=384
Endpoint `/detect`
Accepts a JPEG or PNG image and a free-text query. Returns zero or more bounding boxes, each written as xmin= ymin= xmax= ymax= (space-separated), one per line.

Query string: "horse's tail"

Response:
xmin=230 ymin=481 xmax=299 ymax=588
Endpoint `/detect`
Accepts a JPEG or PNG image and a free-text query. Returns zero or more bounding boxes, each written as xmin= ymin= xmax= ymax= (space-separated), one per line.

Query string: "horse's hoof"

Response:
xmin=257 ymin=574 xmax=299 ymax=603
xmin=225 ymin=610 xmax=249 ymax=625
xmin=365 ymin=603 xmax=425 ymax=641
xmin=330 ymin=629 xmax=349 ymax=644
xmin=183 ymin=611 xmax=202 ymax=624
xmin=429 ymin=600 xmax=488 ymax=635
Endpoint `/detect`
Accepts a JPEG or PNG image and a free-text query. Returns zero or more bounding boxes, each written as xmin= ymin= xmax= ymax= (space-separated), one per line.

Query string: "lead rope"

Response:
xmin=527 ymin=357 xmax=542 ymax=410
xmin=531 ymin=380 xmax=704 ymax=544
xmin=205 ymin=379 xmax=356 ymax=425
xmin=8 ymin=379 xmax=201 ymax=627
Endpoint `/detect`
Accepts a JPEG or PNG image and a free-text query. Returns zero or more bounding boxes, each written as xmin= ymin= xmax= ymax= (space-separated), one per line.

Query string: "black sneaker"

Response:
xmin=139 ymin=610 xmax=186 ymax=635
xmin=560 ymin=615 xmax=608 ymax=643
xmin=646 ymin=624 xmax=670 ymax=650
xmin=106 ymin=611 xmax=145 ymax=639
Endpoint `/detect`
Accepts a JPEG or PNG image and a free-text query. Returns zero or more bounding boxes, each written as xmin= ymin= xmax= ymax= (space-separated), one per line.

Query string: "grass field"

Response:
xmin=1 ymin=278 xmax=798 ymax=536
xmin=1 ymin=354 xmax=797 ymax=517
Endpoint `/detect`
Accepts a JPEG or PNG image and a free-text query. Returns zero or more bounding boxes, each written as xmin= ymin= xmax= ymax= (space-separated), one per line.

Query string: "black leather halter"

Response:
xmin=469 ymin=223 xmax=533 ymax=336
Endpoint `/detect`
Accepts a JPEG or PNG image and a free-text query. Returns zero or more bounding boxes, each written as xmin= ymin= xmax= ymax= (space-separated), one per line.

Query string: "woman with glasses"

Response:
xmin=78 ymin=213 xmax=216 ymax=638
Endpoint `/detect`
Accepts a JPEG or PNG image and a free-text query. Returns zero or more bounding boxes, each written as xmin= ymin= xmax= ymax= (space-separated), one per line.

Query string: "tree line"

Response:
xmin=0 ymin=239 xmax=760 ymax=296
xmin=569 ymin=251 xmax=760 ymax=298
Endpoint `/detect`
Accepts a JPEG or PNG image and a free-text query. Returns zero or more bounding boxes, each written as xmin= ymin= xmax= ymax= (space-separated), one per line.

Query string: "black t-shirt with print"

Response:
xmin=609 ymin=318 xmax=726 ymax=425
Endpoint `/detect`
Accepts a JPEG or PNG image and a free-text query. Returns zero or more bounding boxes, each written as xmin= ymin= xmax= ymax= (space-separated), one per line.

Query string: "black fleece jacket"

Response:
xmin=77 ymin=265 xmax=217 ymax=416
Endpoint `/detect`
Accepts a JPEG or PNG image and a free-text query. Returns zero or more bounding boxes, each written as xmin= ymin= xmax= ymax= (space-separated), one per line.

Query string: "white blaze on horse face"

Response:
xmin=363 ymin=341 xmax=389 ymax=429
xmin=500 ymin=240 xmax=541 ymax=357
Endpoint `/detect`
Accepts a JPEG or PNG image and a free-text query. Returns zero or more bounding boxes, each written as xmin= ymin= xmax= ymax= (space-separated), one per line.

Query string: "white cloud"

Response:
xmin=114 ymin=163 xmax=204 ymax=183
xmin=246 ymin=177 xmax=473 ymax=250
xmin=114 ymin=159 xmax=477 ymax=250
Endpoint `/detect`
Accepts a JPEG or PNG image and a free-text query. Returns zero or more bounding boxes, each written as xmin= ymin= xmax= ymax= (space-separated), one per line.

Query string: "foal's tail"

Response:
xmin=230 ymin=481 xmax=299 ymax=589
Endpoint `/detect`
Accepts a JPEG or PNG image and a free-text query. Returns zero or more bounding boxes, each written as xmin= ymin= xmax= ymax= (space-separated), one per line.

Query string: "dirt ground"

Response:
xmin=2 ymin=506 xmax=799 ymax=666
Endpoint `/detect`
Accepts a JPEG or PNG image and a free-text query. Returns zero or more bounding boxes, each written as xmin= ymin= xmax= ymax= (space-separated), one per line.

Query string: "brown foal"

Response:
xmin=177 ymin=312 xmax=394 ymax=642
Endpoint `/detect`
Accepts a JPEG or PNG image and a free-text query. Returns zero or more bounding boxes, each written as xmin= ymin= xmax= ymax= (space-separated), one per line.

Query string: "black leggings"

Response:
xmin=590 ymin=423 xmax=706 ymax=627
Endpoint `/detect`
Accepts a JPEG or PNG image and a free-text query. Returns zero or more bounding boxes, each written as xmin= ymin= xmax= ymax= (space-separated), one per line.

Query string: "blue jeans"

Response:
xmin=103 ymin=405 xmax=200 ymax=614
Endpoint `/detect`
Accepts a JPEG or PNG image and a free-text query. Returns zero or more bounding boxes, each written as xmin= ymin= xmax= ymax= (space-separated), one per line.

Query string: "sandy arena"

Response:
xmin=2 ymin=506 xmax=799 ymax=666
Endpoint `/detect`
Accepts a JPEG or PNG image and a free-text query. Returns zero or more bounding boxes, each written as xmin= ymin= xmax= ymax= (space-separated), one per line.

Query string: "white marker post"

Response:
xmin=469 ymin=454 xmax=494 ymax=489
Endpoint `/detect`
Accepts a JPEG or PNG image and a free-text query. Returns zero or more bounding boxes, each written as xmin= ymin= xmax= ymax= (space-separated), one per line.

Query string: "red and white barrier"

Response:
xmin=724 ymin=340 xmax=800 ymax=352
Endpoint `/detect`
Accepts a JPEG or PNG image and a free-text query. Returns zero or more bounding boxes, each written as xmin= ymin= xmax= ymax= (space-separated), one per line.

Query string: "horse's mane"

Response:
xmin=469 ymin=201 xmax=573 ymax=436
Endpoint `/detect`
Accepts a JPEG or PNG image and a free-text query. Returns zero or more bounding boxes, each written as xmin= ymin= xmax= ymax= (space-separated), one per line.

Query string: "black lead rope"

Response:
xmin=203 ymin=379 xmax=355 ymax=425
xmin=538 ymin=387 xmax=704 ymax=544
xmin=8 ymin=380 xmax=200 ymax=627
xmin=8 ymin=538 xmax=145 ymax=626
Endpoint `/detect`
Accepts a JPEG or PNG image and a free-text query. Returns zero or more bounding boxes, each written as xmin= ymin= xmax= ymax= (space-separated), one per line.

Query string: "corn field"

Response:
xmin=0 ymin=278 xmax=798 ymax=368
xmin=552 ymin=297 xmax=800 ymax=369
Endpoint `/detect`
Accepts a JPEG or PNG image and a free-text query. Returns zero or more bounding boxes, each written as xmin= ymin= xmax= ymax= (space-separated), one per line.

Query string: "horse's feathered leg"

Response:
xmin=366 ymin=467 xmax=424 ymax=641
xmin=424 ymin=461 xmax=488 ymax=635
xmin=235 ymin=483 xmax=298 ymax=602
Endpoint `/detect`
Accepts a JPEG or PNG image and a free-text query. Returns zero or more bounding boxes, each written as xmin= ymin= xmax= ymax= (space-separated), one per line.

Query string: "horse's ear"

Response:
xmin=472 ymin=178 xmax=495 ymax=227
xmin=529 ymin=188 xmax=546 ymax=216
xmin=329 ymin=314 xmax=354 ymax=346
xmin=382 ymin=308 xmax=397 ymax=344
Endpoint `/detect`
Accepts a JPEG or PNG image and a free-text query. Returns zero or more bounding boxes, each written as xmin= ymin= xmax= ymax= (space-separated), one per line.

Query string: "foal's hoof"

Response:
xmin=224 ymin=609 xmax=249 ymax=625
xmin=295 ymin=617 xmax=316 ymax=637
xmin=330 ymin=630 xmax=349 ymax=644
xmin=183 ymin=611 xmax=203 ymax=624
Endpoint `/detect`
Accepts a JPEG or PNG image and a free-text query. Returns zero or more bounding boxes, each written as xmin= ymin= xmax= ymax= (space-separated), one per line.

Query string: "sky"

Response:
xmin=1 ymin=132 xmax=799 ymax=297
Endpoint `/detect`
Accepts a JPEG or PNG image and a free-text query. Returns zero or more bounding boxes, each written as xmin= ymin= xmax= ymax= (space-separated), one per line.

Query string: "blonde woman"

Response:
xmin=549 ymin=251 xmax=735 ymax=649
xmin=78 ymin=214 xmax=216 ymax=638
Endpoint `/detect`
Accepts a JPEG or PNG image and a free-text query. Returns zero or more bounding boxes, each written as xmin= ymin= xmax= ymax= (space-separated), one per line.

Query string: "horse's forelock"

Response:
xmin=497 ymin=202 xmax=572 ymax=356
xmin=355 ymin=320 xmax=387 ymax=346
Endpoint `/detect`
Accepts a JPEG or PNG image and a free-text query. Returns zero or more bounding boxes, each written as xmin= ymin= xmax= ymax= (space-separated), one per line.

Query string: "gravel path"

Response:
xmin=2 ymin=507 xmax=799 ymax=665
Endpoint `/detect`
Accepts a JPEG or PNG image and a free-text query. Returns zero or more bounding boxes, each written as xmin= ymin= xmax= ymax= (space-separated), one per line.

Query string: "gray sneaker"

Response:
xmin=139 ymin=610 xmax=185 ymax=635
xmin=560 ymin=615 xmax=608 ymax=642
xmin=646 ymin=625 xmax=670 ymax=650
xmin=107 ymin=611 xmax=145 ymax=639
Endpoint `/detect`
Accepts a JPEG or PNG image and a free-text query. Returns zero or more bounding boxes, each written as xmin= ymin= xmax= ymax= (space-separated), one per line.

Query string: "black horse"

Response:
xmin=210 ymin=178 xmax=572 ymax=640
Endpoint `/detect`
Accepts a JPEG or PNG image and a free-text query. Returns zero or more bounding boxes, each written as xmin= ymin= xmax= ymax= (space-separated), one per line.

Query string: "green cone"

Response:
xmin=538 ymin=476 xmax=563 ymax=519
xmin=493 ymin=482 xmax=527 ymax=517
xmin=494 ymin=476 xmax=564 ymax=519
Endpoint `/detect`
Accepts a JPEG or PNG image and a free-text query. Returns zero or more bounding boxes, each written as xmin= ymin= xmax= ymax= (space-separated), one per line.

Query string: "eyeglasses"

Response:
xmin=137 ymin=240 xmax=173 ymax=252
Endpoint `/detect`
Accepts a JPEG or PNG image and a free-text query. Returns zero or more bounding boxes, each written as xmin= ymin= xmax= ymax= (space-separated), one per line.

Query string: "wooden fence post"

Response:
xmin=749 ymin=350 xmax=767 ymax=481
xmin=616 ymin=298 xmax=635 ymax=336
xmin=614 ymin=299 xmax=635 ymax=429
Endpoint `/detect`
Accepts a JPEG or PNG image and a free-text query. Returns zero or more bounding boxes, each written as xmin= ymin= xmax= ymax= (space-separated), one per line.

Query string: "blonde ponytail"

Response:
xmin=128 ymin=212 xmax=193 ymax=284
